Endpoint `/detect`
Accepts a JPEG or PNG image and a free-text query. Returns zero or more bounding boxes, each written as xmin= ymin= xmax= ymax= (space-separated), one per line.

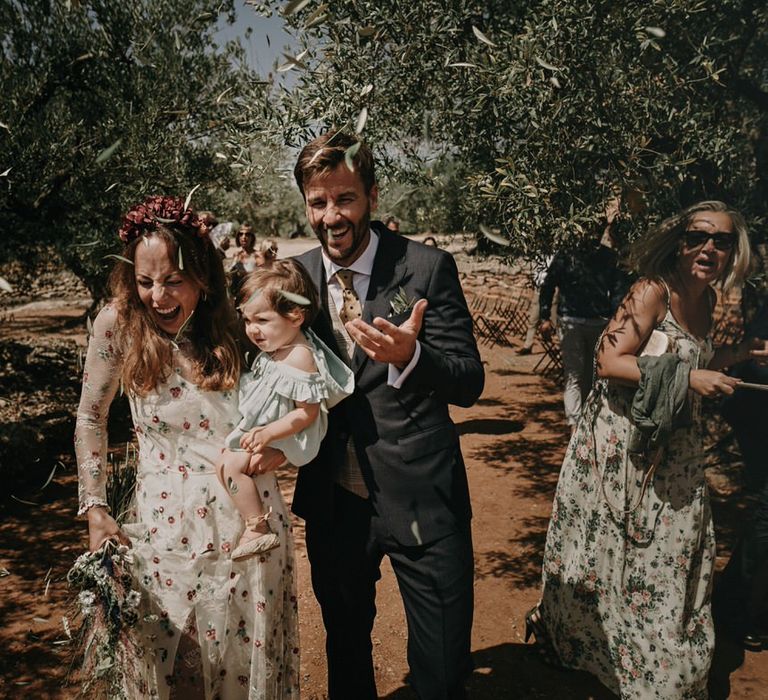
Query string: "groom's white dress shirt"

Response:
xmin=320 ymin=229 xmax=420 ymax=388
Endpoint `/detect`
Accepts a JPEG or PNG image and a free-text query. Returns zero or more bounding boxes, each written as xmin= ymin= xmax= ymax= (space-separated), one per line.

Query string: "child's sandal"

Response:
xmin=231 ymin=509 xmax=280 ymax=561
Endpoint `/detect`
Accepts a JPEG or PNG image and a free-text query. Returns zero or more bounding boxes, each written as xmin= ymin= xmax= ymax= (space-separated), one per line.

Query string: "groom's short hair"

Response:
xmin=294 ymin=131 xmax=376 ymax=198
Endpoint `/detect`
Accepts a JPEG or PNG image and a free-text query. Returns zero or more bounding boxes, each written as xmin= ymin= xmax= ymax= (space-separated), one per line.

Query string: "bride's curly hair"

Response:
xmin=109 ymin=195 xmax=240 ymax=395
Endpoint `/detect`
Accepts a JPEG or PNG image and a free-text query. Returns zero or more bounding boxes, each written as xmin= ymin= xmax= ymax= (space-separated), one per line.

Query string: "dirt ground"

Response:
xmin=1 ymin=243 xmax=767 ymax=699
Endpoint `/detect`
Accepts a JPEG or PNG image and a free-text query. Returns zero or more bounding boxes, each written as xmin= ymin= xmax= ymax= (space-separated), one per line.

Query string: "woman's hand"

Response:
xmin=689 ymin=369 xmax=741 ymax=397
xmin=243 ymin=446 xmax=287 ymax=475
xmin=87 ymin=506 xmax=131 ymax=552
xmin=746 ymin=337 xmax=768 ymax=364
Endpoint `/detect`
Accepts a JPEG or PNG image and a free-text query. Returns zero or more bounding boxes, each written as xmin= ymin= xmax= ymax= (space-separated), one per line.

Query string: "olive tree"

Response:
xmin=0 ymin=0 xmax=280 ymax=300
xmin=245 ymin=0 xmax=768 ymax=258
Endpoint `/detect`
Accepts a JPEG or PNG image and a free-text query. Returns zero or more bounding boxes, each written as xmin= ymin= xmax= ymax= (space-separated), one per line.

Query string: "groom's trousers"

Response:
xmin=305 ymin=484 xmax=474 ymax=700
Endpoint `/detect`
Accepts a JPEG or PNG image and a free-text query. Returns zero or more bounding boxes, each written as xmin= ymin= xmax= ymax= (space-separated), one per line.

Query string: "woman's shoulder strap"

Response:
xmin=654 ymin=277 xmax=672 ymax=311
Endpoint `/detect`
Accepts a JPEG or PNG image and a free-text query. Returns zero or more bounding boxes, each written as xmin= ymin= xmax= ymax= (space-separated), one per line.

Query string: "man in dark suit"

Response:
xmin=292 ymin=131 xmax=484 ymax=700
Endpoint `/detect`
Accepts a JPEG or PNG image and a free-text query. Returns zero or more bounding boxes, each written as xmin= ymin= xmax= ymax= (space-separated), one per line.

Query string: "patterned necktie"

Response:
xmin=335 ymin=269 xmax=362 ymax=325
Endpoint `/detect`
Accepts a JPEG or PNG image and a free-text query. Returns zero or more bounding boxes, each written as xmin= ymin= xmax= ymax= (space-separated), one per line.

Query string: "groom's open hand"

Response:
xmin=345 ymin=299 xmax=428 ymax=368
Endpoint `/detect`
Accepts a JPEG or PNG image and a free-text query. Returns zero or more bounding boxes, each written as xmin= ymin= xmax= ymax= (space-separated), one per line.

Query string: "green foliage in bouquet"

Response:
xmin=106 ymin=443 xmax=138 ymax=525
xmin=67 ymin=444 xmax=140 ymax=698
xmin=67 ymin=542 xmax=143 ymax=699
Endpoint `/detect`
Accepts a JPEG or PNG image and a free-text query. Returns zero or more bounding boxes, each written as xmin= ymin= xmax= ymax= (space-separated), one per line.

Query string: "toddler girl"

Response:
xmin=218 ymin=259 xmax=354 ymax=561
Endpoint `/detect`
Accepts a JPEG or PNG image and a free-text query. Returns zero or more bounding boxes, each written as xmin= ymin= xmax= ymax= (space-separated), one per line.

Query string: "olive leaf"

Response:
xmin=389 ymin=286 xmax=417 ymax=316
xmin=278 ymin=289 xmax=311 ymax=305
xmin=173 ymin=308 xmax=196 ymax=344
xmin=479 ymin=224 xmax=511 ymax=246
xmin=282 ymin=0 xmax=312 ymax=16
xmin=103 ymin=254 xmax=134 ymax=265
xmin=95 ymin=138 xmax=122 ymax=164
xmin=535 ymin=56 xmax=560 ymax=71
xmin=344 ymin=142 xmax=362 ymax=172
xmin=355 ymin=107 xmax=368 ymax=134
xmin=305 ymin=6 xmax=328 ymax=29
xmin=183 ymin=184 xmax=200 ymax=212
xmin=472 ymin=25 xmax=495 ymax=47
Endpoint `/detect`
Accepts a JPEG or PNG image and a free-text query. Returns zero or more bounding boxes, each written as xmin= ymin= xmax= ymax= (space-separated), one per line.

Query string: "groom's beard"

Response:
xmin=313 ymin=208 xmax=372 ymax=267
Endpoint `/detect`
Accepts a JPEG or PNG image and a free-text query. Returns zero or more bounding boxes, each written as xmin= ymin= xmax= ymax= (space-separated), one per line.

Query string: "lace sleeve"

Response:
xmin=74 ymin=304 xmax=123 ymax=515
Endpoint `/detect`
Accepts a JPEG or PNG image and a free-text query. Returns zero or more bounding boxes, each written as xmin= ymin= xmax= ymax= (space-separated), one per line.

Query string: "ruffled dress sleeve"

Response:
xmin=304 ymin=328 xmax=355 ymax=409
xmin=74 ymin=304 xmax=123 ymax=515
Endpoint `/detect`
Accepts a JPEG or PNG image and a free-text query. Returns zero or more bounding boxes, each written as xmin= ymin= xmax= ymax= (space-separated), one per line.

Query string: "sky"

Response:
xmin=215 ymin=1 xmax=297 ymax=78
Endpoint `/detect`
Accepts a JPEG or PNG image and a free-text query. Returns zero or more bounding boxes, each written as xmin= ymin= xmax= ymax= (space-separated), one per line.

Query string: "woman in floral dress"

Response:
xmin=75 ymin=196 xmax=299 ymax=699
xmin=533 ymin=201 xmax=767 ymax=699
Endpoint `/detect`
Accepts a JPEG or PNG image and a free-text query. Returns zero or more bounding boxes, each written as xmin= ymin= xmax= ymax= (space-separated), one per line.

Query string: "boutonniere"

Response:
xmin=389 ymin=286 xmax=417 ymax=316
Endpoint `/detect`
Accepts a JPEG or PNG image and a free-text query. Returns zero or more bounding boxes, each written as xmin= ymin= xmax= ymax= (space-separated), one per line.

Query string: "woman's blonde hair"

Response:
xmin=629 ymin=200 xmax=750 ymax=291
xmin=109 ymin=219 xmax=240 ymax=396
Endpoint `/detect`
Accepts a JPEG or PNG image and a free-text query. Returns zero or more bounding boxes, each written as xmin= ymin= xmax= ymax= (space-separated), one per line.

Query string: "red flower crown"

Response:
xmin=118 ymin=195 xmax=206 ymax=244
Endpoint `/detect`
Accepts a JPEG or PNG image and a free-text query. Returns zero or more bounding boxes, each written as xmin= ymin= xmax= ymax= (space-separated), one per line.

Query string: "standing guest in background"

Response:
xmin=293 ymin=131 xmax=484 ymax=700
xmin=385 ymin=215 xmax=400 ymax=233
xmin=75 ymin=195 xmax=298 ymax=699
xmin=715 ymin=301 xmax=768 ymax=652
xmin=538 ymin=206 xmax=629 ymax=428
xmin=517 ymin=254 xmax=555 ymax=356
xmin=255 ymin=238 xmax=279 ymax=268
xmin=198 ymin=211 xmax=229 ymax=262
xmin=422 ymin=235 xmax=438 ymax=248
xmin=234 ymin=224 xmax=257 ymax=269
xmin=197 ymin=210 xmax=218 ymax=236
xmin=217 ymin=234 xmax=232 ymax=259
xmin=530 ymin=201 xmax=768 ymax=699
xmin=231 ymin=223 xmax=258 ymax=294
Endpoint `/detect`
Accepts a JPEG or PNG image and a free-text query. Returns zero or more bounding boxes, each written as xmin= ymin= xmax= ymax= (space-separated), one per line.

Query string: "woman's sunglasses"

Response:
xmin=682 ymin=230 xmax=736 ymax=251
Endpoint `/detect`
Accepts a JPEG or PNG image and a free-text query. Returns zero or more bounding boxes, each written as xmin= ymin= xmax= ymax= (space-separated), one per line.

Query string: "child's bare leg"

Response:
xmin=219 ymin=449 xmax=266 ymax=521
xmin=219 ymin=449 xmax=278 ymax=558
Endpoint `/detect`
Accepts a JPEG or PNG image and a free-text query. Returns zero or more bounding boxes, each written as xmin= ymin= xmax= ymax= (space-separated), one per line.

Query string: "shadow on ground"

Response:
xmin=380 ymin=643 xmax=617 ymax=699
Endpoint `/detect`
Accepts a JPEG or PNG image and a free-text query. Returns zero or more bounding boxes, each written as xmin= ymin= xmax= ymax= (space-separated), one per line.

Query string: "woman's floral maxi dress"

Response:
xmin=540 ymin=307 xmax=715 ymax=699
xmin=75 ymin=305 xmax=299 ymax=699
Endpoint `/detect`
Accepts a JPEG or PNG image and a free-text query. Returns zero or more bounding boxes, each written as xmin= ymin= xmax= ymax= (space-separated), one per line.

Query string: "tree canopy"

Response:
xmin=0 ymin=0 xmax=280 ymax=298
xmin=248 ymin=0 xmax=768 ymax=259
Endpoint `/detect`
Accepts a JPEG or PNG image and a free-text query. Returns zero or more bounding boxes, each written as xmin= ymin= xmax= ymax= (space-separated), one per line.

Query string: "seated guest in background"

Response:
xmin=385 ymin=215 xmax=400 ymax=233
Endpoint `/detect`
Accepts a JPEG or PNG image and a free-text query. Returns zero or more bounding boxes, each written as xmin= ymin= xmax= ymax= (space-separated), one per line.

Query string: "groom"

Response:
xmin=292 ymin=131 xmax=484 ymax=700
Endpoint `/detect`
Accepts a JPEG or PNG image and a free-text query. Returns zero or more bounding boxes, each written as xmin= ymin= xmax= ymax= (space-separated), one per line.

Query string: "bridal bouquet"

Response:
xmin=67 ymin=446 xmax=142 ymax=699
xmin=67 ymin=541 xmax=143 ymax=699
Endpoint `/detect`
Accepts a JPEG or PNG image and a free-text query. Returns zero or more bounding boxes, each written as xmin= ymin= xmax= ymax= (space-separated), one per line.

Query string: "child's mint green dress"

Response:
xmin=226 ymin=329 xmax=354 ymax=465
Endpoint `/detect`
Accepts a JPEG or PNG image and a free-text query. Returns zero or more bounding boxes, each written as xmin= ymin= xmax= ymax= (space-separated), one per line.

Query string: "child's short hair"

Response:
xmin=237 ymin=259 xmax=320 ymax=328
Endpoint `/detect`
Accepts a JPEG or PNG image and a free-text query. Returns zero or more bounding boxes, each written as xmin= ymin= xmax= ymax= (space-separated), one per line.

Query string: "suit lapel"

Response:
xmin=353 ymin=228 xmax=408 ymax=373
